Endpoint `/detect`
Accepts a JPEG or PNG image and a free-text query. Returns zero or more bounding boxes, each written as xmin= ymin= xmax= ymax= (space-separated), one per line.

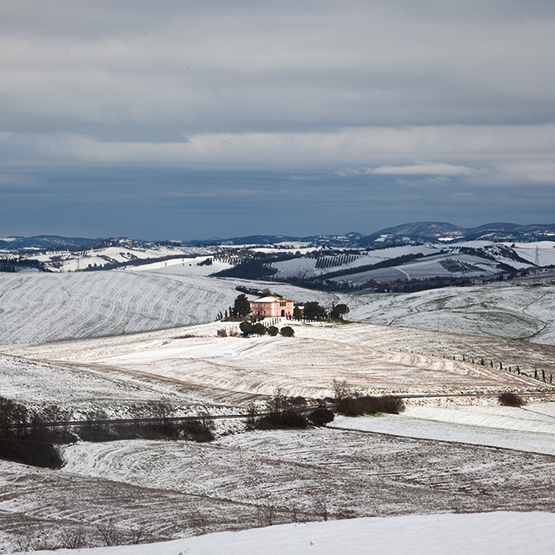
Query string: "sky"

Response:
xmin=1 ymin=0 xmax=555 ymax=241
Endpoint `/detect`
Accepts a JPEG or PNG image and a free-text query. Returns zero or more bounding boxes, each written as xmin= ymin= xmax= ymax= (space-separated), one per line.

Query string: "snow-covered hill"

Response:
xmin=0 ymin=272 xmax=335 ymax=345
xmin=26 ymin=512 xmax=555 ymax=555
xmin=268 ymin=241 xmax=548 ymax=285
xmin=24 ymin=243 xmax=211 ymax=272
xmin=343 ymin=283 xmax=555 ymax=345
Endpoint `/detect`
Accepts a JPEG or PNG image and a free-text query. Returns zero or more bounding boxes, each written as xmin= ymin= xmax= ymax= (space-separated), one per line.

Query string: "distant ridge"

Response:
xmin=1 ymin=222 xmax=555 ymax=251
xmin=214 ymin=222 xmax=555 ymax=248
xmin=0 ymin=235 xmax=103 ymax=251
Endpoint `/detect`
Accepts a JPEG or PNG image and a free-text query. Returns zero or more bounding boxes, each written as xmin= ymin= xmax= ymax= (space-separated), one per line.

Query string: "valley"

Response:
xmin=1 ymin=267 xmax=555 ymax=552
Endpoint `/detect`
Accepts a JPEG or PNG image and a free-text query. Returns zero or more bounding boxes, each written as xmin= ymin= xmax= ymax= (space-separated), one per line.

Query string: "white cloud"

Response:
xmin=1 ymin=124 xmax=553 ymax=190
xmin=1 ymin=0 xmax=554 ymax=237
xmin=361 ymin=162 xmax=484 ymax=177
xmin=1 ymin=1 xmax=555 ymax=141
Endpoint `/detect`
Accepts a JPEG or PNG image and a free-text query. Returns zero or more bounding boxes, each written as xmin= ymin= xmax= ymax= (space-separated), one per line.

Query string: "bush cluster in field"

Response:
xmin=337 ymin=395 xmax=406 ymax=416
xmin=239 ymin=321 xmax=295 ymax=337
xmin=0 ymin=397 xmax=216 ymax=468
xmin=498 ymin=392 xmax=526 ymax=407
xmin=0 ymin=395 xmax=72 ymax=468
xmin=247 ymin=394 xmax=334 ymax=430
xmin=79 ymin=418 xmax=215 ymax=443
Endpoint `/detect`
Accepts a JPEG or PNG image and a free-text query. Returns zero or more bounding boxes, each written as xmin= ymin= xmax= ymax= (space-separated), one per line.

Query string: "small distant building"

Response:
xmin=250 ymin=295 xmax=294 ymax=318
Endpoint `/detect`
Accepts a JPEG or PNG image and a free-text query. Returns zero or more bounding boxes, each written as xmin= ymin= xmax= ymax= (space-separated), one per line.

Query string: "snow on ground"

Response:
xmin=0 ymin=352 xmax=229 ymax=411
xmin=270 ymin=244 xmax=438 ymax=280
xmin=25 ymin=512 xmax=555 ymax=555
xmin=328 ymin=252 xmax=503 ymax=285
xmin=0 ymin=272 xmax=237 ymax=345
xmin=505 ymin=241 xmax=555 ymax=266
xmin=2 ymin=266 xmax=555 ymax=348
xmin=5 ymin=424 xmax=555 ymax=552
xmin=0 ymin=272 xmax=336 ymax=345
xmin=59 ymin=426 xmax=555 ymax=518
xmin=269 ymin=242 xmax=544 ymax=284
xmin=122 ymin=255 xmax=233 ymax=276
xmin=293 ymin=322 xmax=555 ymax=378
xmin=27 ymin=244 xmax=210 ymax=272
xmin=330 ymin=403 xmax=555 ymax=455
xmin=342 ymin=283 xmax=555 ymax=344
xmin=5 ymin=321 xmax=544 ymax=403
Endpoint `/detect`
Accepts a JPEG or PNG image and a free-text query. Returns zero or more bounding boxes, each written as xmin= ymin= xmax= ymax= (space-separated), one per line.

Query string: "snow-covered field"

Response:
xmin=268 ymin=241 xmax=550 ymax=283
xmin=25 ymin=512 xmax=555 ymax=555
xmin=0 ymin=272 xmax=335 ymax=345
xmin=27 ymin=244 xmax=211 ymax=272
xmin=3 ymin=425 xmax=550 ymax=553
xmin=122 ymin=255 xmax=233 ymax=276
xmin=3 ymin=268 xmax=555 ymax=554
xmin=0 ymin=352 xmax=226 ymax=411
xmin=331 ymin=403 xmax=555 ymax=455
xmin=5 ymin=321 xmax=546 ymax=405
xmin=509 ymin=241 xmax=555 ymax=266
xmin=343 ymin=283 xmax=555 ymax=344
xmin=1 ymin=267 xmax=555 ymax=347
xmin=296 ymin=322 xmax=555 ymax=379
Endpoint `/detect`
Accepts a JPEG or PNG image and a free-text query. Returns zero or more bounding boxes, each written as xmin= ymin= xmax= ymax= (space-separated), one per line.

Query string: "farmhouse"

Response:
xmin=250 ymin=295 xmax=294 ymax=318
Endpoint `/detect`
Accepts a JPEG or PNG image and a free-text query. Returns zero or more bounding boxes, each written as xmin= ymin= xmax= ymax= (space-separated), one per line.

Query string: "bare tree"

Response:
xmin=332 ymin=378 xmax=351 ymax=401
xmin=256 ymin=501 xmax=276 ymax=527
xmin=129 ymin=525 xmax=146 ymax=544
xmin=58 ymin=526 xmax=90 ymax=549
xmin=96 ymin=519 xmax=126 ymax=546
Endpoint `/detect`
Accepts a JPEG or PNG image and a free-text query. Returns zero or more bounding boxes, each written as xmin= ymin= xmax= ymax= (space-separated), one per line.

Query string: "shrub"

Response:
xmin=240 ymin=321 xmax=254 ymax=336
xmin=252 ymin=322 xmax=267 ymax=336
xmin=380 ymin=396 xmax=406 ymax=414
xmin=337 ymin=397 xmax=365 ymax=416
xmin=79 ymin=425 xmax=119 ymax=442
xmin=254 ymin=393 xmax=309 ymax=429
xmin=0 ymin=438 xmax=63 ymax=468
xmin=499 ymin=392 xmax=525 ymax=407
xmin=267 ymin=325 xmax=279 ymax=336
xmin=79 ymin=409 xmax=117 ymax=442
xmin=303 ymin=301 xmax=327 ymax=320
xmin=358 ymin=395 xmax=382 ymax=414
xmin=0 ymin=396 xmax=68 ymax=468
xmin=280 ymin=326 xmax=295 ymax=337
xmin=337 ymin=395 xmax=405 ymax=416
xmin=332 ymin=378 xmax=351 ymax=401
xmin=258 ymin=411 xmax=309 ymax=429
xmin=308 ymin=408 xmax=335 ymax=426
xmin=180 ymin=417 xmax=215 ymax=442
xmin=331 ymin=303 xmax=349 ymax=319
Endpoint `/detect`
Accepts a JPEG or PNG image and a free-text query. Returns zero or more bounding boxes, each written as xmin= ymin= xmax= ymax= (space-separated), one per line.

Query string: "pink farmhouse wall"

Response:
xmin=250 ymin=296 xmax=294 ymax=318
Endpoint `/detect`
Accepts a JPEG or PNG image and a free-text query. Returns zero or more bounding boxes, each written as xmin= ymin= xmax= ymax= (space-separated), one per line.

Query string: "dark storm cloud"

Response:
xmin=0 ymin=0 xmax=554 ymax=237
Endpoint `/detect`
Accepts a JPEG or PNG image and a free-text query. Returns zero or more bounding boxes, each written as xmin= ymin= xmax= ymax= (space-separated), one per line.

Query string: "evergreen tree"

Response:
xmin=232 ymin=294 xmax=251 ymax=317
xmin=303 ymin=301 xmax=326 ymax=321
xmin=331 ymin=303 xmax=349 ymax=319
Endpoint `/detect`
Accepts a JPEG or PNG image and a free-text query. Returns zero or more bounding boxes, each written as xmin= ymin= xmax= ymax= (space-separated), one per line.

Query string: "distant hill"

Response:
xmin=2 ymin=222 xmax=555 ymax=252
xmin=205 ymin=222 xmax=555 ymax=248
xmin=0 ymin=235 xmax=103 ymax=251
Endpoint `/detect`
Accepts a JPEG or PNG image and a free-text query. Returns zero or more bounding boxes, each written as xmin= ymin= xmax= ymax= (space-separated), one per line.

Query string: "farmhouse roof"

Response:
xmin=252 ymin=295 xmax=294 ymax=303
